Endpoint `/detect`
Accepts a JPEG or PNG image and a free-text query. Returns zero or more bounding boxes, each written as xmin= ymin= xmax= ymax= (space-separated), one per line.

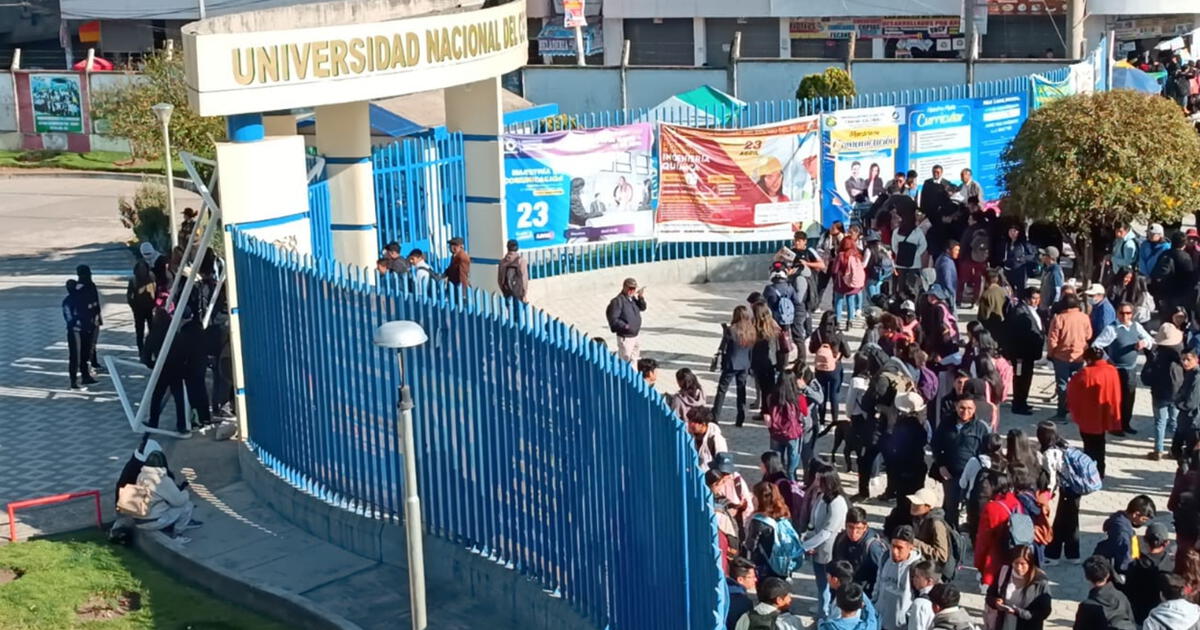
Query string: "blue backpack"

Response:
xmin=1059 ymin=447 xmax=1103 ymax=496
xmin=764 ymin=283 xmax=796 ymax=326
xmin=754 ymin=514 xmax=803 ymax=577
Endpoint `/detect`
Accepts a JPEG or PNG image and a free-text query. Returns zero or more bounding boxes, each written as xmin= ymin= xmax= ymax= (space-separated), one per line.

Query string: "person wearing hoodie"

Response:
xmin=726 ymin=558 xmax=758 ymax=630
xmin=1094 ymin=495 xmax=1155 ymax=585
xmin=496 ymin=239 xmax=529 ymax=303
xmin=820 ymin=582 xmax=881 ymax=630
xmin=930 ymin=584 xmax=977 ymax=630
xmin=1143 ymin=573 xmax=1200 ymax=630
xmin=688 ymin=408 xmax=728 ymax=471
xmin=734 ymin=576 xmax=804 ymax=630
xmin=984 ymin=545 xmax=1051 ymax=630
xmin=1147 ymin=324 xmax=1186 ymax=460
xmin=833 ymin=507 xmax=890 ymax=597
xmin=1137 ymin=223 xmax=1170 ymax=277
xmin=1150 ymin=231 xmax=1196 ymax=316
xmin=667 ymin=368 xmax=707 ymax=422
xmin=134 ymin=450 xmax=200 ymax=541
xmin=1123 ymin=523 xmax=1175 ymax=624
xmin=1073 ymin=556 xmax=1135 ymax=630
xmin=75 ymin=264 xmax=103 ymax=373
xmin=875 ymin=525 xmax=925 ymax=630
xmin=1108 ymin=223 xmax=1138 ymax=275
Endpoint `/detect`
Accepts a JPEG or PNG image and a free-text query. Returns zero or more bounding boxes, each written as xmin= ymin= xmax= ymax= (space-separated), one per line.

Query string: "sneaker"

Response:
xmin=176 ymin=520 xmax=204 ymax=534
xmin=81 ymin=375 xmax=99 ymax=385
xmin=69 ymin=382 xmax=84 ymax=391
xmin=1124 ymin=427 xmax=1139 ymax=435
xmin=172 ymin=430 xmax=193 ymax=440
xmin=1043 ymin=558 xmax=1060 ymax=567
xmin=170 ymin=535 xmax=192 ymax=545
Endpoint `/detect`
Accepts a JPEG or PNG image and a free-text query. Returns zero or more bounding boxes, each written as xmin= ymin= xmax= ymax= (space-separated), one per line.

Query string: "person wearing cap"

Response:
xmin=606 ymin=277 xmax=647 ymax=363
xmin=444 ymin=236 xmax=470 ymax=290
xmin=1146 ymin=323 xmax=1185 ymax=460
xmin=1038 ymin=246 xmax=1064 ymax=306
xmin=1093 ymin=300 xmax=1154 ymax=435
xmin=1109 ymin=222 xmax=1138 ymax=276
xmin=496 ymin=239 xmax=529 ymax=303
xmin=906 ymin=488 xmax=953 ymax=575
xmin=1067 ymin=347 xmax=1122 ymax=478
xmin=1084 ymin=283 xmax=1116 ymax=342
xmin=1047 ymin=295 xmax=1093 ymax=422
xmin=1150 ymin=231 xmax=1196 ymax=316
xmin=382 ymin=241 xmax=411 ymax=274
xmin=177 ymin=206 xmax=198 ymax=245
xmin=1123 ymin=522 xmax=1175 ymax=624
xmin=1137 ymin=223 xmax=1170 ymax=277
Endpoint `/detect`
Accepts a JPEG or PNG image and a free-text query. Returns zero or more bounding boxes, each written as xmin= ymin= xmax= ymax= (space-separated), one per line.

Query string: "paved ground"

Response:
xmin=536 ymin=280 xmax=1178 ymax=628
xmin=0 ymin=176 xmax=199 ymax=538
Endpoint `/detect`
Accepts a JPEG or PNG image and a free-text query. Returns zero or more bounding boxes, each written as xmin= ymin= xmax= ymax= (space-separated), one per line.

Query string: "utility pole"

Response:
xmin=198 ymin=0 xmax=207 ymax=19
xmin=1067 ymin=0 xmax=1085 ymax=58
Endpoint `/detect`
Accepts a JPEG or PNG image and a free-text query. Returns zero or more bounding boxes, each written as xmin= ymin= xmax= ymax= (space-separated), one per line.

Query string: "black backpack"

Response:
xmin=746 ymin=610 xmax=779 ymax=630
xmin=940 ymin=518 xmax=967 ymax=582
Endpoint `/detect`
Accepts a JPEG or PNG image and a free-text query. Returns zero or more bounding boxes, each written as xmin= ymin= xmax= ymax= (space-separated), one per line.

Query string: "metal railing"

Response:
xmin=231 ymin=231 xmax=725 ymax=629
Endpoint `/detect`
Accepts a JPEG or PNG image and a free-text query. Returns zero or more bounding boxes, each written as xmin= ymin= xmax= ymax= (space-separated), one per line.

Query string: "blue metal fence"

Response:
xmin=231 ymin=231 xmax=725 ymax=629
xmin=308 ymin=180 xmax=333 ymax=260
xmin=372 ymin=133 xmax=468 ymax=272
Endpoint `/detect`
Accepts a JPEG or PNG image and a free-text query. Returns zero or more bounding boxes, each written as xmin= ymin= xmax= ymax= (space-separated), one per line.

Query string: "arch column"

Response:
xmin=445 ymin=76 xmax=506 ymax=292
xmin=315 ymin=101 xmax=378 ymax=269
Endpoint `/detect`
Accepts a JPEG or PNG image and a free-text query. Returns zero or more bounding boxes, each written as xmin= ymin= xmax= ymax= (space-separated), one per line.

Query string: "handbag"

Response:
xmin=116 ymin=483 xmax=152 ymax=518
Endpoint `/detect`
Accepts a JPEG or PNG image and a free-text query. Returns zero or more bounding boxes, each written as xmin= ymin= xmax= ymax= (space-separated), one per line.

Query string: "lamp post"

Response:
xmin=373 ymin=320 xmax=429 ymax=630
xmin=151 ymin=102 xmax=177 ymax=249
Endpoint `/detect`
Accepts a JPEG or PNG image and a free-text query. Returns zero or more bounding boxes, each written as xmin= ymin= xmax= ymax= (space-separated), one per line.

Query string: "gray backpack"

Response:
xmin=1002 ymin=501 xmax=1035 ymax=549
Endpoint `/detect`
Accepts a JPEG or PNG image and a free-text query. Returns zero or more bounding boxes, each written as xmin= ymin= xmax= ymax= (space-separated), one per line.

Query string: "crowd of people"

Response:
xmin=619 ymin=178 xmax=1200 ymax=630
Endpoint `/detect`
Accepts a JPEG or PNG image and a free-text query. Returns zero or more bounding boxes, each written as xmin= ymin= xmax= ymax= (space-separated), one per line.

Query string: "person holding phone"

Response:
xmin=984 ymin=545 xmax=1052 ymax=630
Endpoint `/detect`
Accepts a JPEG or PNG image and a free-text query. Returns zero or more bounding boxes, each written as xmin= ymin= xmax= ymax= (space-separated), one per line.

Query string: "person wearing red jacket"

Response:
xmin=1067 ymin=347 xmax=1123 ymax=478
xmin=974 ymin=467 xmax=1024 ymax=589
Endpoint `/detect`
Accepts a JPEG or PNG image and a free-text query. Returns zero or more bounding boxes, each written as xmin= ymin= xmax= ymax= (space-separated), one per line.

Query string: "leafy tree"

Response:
xmin=92 ymin=48 xmax=226 ymax=163
xmin=795 ymin=67 xmax=857 ymax=101
xmin=1002 ymin=90 xmax=1200 ymax=280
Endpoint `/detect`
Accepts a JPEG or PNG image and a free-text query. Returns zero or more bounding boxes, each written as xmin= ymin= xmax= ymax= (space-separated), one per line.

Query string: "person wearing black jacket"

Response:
xmin=1074 ymin=556 xmax=1136 ymax=630
xmin=1005 ymin=287 xmax=1045 ymax=415
xmin=712 ymin=306 xmax=756 ymax=426
xmin=1124 ymin=523 xmax=1175 ymax=624
xmin=605 ymin=277 xmax=647 ymax=363
xmin=1150 ymin=232 xmax=1196 ymax=316
xmin=76 ymin=264 xmax=104 ymax=373
xmin=831 ymin=506 xmax=889 ymax=597
xmin=1147 ymin=325 xmax=1186 ymax=460
xmin=143 ymin=306 xmax=189 ymax=435
xmin=932 ymin=395 xmax=989 ymax=529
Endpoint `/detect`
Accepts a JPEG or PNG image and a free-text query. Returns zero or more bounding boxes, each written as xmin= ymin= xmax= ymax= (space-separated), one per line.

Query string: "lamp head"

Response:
xmin=151 ymin=102 xmax=174 ymax=124
xmin=373 ymin=320 xmax=427 ymax=350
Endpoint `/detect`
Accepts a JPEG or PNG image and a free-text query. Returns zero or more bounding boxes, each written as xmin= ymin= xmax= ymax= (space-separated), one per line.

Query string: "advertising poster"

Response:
xmin=503 ymin=124 xmax=657 ymax=250
xmin=562 ymin=0 xmax=585 ymax=27
xmin=903 ymin=99 xmax=973 ymax=195
xmin=820 ymin=106 xmax=902 ymax=227
xmin=1030 ymin=73 xmax=1073 ymax=109
xmin=30 ymin=74 xmax=83 ymax=133
xmin=971 ymin=92 xmax=1028 ymax=203
xmin=656 ymin=117 xmax=820 ymax=242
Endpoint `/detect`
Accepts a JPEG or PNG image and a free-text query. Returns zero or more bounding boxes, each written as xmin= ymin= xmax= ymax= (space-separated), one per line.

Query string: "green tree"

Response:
xmin=795 ymin=67 xmax=857 ymax=101
xmin=1002 ymin=90 xmax=1200 ymax=280
xmin=92 ymin=48 xmax=226 ymax=163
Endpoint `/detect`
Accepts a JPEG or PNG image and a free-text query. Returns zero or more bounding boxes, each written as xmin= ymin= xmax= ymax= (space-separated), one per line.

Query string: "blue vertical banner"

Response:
xmin=902 ymin=99 xmax=974 ymax=194
xmin=971 ymin=92 xmax=1029 ymax=203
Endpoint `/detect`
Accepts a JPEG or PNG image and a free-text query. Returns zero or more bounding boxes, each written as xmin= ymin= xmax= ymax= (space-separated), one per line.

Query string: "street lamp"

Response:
xmin=151 ymin=102 xmax=177 ymax=249
xmin=373 ymin=320 xmax=429 ymax=630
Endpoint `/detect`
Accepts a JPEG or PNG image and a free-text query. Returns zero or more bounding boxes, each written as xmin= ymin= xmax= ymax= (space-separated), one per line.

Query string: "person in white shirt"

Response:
xmin=907 ymin=560 xmax=938 ymax=630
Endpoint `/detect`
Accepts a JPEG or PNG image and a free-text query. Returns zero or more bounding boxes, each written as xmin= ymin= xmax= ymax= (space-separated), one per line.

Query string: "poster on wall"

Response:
xmin=971 ymin=92 xmax=1028 ymax=203
xmin=503 ymin=124 xmax=657 ymax=250
xmin=656 ymin=117 xmax=821 ymax=242
xmin=820 ymin=106 xmax=902 ymax=227
xmin=29 ymin=74 xmax=84 ymax=133
xmin=1030 ymin=73 xmax=1073 ymax=109
xmin=903 ymin=99 xmax=973 ymax=195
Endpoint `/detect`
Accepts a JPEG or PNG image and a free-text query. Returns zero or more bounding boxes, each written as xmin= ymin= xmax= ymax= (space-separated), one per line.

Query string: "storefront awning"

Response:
xmin=537 ymin=23 xmax=603 ymax=57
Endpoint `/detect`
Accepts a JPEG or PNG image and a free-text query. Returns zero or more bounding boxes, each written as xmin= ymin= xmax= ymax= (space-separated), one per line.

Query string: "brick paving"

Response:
xmin=537 ymin=279 xmax=1177 ymax=628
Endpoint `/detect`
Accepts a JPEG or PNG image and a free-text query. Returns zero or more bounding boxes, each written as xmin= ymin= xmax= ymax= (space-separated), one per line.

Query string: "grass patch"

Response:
xmin=0 ymin=530 xmax=287 ymax=629
xmin=0 ymin=150 xmax=185 ymax=176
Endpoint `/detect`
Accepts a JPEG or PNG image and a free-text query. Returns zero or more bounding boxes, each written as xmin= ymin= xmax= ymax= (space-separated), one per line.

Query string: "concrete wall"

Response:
xmin=522 ymin=66 xmax=623 ymax=113
xmin=972 ymin=61 xmax=1069 ymax=83
xmin=0 ymin=73 xmax=15 ymax=132
xmin=626 ymin=67 xmax=728 ymax=109
xmin=850 ymin=60 xmax=967 ymax=92
xmin=736 ymin=60 xmax=831 ymax=103
xmin=526 ymin=252 xmax=775 ymax=304
xmin=237 ymin=446 xmax=595 ymax=630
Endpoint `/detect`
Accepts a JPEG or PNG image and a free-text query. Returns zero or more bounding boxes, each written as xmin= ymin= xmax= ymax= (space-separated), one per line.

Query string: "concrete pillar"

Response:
xmin=872 ymin=38 xmax=885 ymax=59
xmin=603 ymin=17 xmax=625 ymax=66
xmin=778 ymin=19 xmax=791 ymax=59
xmin=1068 ymin=0 xmax=1085 ymax=58
xmin=693 ymin=17 xmax=706 ymax=67
xmin=216 ymin=114 xmax=309 ymax=440
xmin=444 ymin=76 xmax=505 ymax=293
xmin=315 ymin=101 xmax=377 ymax=269
xmin=262 ymin=113 xmax=295 ymax=136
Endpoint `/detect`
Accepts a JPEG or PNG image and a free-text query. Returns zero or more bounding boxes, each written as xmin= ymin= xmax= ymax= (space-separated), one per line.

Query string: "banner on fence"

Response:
xmin=903 ymin=99 xmax=973 ymax=196
xmin=30 ymin=74 xmax=84 ymax=133
xmin=971 ymin=92 xmax=1028 ymax=203
xmin=1030 ymin=73 xmax=1072 ymax=108
xmin=656 ymin=117 xmax=820 ymax=242
xmin=821 ymin=106 xmax=902 ymax=227
xmin=503 ymin=123 xmax=657 ymax=250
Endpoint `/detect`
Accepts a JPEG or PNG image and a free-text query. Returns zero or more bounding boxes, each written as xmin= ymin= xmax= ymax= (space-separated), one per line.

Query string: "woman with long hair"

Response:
xmin=126 ymin=259 xmax=156 ymax=354
xmin=976 ymin=467 xmax=1024 ymax=588
xmin=984 ymin=545 xmax=1052 ymax=630
xmin=764 ymin=376 xmax=805 ymax=480
xmin=801 ymin=469 xmax=848 ymax=622
xmin=831 ymin=236 xmax=866 ymax=329
xmin=809 ymin=311 xmax=852 ymax=441
xmin=668 ymin=368 xmax=706 ymax=421
xmin=866 ymin=162 xmax=885 ymax=199
xmin=711 ymin=305 xmax=756 ymax=426
xmin=744 ymin=481 xmax=793 ymax=579
xmin=1006 ymin=429 xmax=1042 ymax=485
xmin=751 ymin=301 xmax=784 ymax=404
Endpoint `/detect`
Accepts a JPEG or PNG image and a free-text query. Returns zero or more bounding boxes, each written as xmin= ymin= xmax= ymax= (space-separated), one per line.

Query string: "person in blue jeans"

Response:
xmin=810 ymin=312 xmax=852 ymax=438
xmin=802 ymin=469 xmax=849 ymax=622
xmin=1145 ymin=323 xmax=1184 ymax=459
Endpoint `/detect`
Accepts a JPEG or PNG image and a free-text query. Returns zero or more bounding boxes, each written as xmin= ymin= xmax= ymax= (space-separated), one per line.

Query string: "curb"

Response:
xmin=132 ymin=528 xmax=361 ymax=630
xmin=0 ymin=170 xmax=199 ymax=192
